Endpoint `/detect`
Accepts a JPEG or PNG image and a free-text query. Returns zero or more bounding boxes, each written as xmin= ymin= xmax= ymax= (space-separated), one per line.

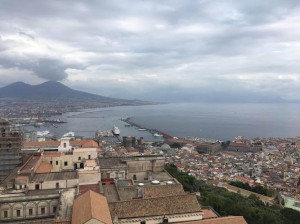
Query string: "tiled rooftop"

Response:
xmin=109 ymin=194 xmax=201 ymax=219
xmin=79 ymin=183 xmax=100 ymax=194
xmin=19 ymin=155 xmax=41 ymax=173
xmin=142 ymin=184 xmax=185 ymax=198
xmin=177 ymin=216 xmax=247 ymax=224
xmin=99 ymin=157 xmax=127 ymax=169
xmin=72 ymin=190 xmax=112 ymax=224
xmin=36 ymin=162 xmax=53 ymax=173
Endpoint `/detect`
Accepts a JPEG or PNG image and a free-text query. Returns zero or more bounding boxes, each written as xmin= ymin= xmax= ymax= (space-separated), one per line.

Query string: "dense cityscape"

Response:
xmin=1 ymin=108 xmax=300 ymax=223
xmin=2 ymin=0 xmax=300 ymax=224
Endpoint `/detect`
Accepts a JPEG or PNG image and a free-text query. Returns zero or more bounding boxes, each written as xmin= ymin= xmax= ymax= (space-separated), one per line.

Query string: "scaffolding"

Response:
xmin=0 ymin=119 xmax=23 ymax=183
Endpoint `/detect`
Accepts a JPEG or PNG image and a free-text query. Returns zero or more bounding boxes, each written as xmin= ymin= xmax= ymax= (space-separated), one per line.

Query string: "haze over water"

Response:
xmin=30 ymin=103 xmax=300 ymax=141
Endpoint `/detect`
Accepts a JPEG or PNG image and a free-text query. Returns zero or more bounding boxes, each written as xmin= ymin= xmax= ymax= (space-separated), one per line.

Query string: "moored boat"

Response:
xmin=112 ymin=126 xmax=120 ymax=135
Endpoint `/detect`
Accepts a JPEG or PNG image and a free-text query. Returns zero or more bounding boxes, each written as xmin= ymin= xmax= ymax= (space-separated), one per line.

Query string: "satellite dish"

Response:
xmin=151 ymin=180 xmax=160 ymax=185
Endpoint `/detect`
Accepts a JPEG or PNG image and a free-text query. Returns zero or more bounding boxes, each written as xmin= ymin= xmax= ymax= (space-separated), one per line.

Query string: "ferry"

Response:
xmin=153 ymin=133 xmax=163 ymax=137
xmin=37 ymin=130 xmax=50 ymax=137
xmin=112 ymin=126 xmax=120 ymax=135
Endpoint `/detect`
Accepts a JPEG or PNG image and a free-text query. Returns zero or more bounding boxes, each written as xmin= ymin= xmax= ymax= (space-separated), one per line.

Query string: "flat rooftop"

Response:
xmin=149 ymin=171 xmax=176 ymax=182
xmin=32 ymin=171 xmax=77 ymax=182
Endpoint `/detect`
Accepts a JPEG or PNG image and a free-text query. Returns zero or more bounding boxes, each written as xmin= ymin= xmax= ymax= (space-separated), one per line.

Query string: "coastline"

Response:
xmin=17 ymin=102 xmax=300 ymax=141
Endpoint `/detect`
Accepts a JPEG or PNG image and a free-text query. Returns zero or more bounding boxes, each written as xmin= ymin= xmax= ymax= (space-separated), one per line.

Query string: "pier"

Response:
xmin=121 ymin=117 xmax=173 ymax=139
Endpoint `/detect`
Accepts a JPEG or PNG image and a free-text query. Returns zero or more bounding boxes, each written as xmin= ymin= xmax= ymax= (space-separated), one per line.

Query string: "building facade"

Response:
xmin=0 ymin=192 xmax=59 ymax=222
xmin=0 ymin=119 xmax=22 ymax=182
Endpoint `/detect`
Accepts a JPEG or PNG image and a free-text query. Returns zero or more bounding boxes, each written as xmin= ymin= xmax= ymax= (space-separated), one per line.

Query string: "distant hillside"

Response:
xmin=0 ymin=81 xmax=140 ymax=103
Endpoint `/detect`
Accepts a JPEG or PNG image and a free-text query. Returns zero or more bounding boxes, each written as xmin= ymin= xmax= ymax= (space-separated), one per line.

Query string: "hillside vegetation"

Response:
xmin=165 ymin=164 xmax=300 ymax=224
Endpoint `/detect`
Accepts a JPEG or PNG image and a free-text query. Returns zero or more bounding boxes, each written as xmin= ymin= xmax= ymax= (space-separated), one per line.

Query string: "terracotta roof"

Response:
xmin=19 ymin=155 xmax=41 ymax=173
xmin=177 ymin=216 xmax=247 ymax=224
xmin=79 ymin=184 xmax=100 ymax=194
xmin=71 ymin=140 xmax=99 ymax=148
xmin=23 ymin=139 xmax=99 ymax=148
xmin=142 ymin=184 xmax=185 ymax=198
xmin=36 ymin=162 xmax=53 ymax=173
xmin=72 ymin=190 xmax=112 ymax=224
xmin=109 ymin=194 xmax=201 ymax=219
xmin=202 ymin=209 xmax=218 ymax=219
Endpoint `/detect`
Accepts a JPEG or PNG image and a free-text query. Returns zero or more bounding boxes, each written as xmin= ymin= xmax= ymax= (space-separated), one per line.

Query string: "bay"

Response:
xmin=27 ymin=103 xmax=300 ymax=141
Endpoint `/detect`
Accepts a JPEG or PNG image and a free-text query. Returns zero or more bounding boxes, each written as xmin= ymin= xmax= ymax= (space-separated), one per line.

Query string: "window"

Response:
xmin=163 ymin=217 xmax=169 ymax=224
xmin=141 ymin=221 xmax=146 ymax=224
xmin=3 ymin=210 xmax=8 ymax=218
xmin=41 ymin=207 xmax=45 ymax=215
xmin=78 ymin=156 xmax=81 ymax=161
xmin=64 ymin=161 xmax=68 ymax=166
xmin=133 ymin=174 xmax=137 ymax=180
xmin=63 ymin=143 xmax=66 ymax=148
xmin=88 ymin=155 xmax=91 ymax=159
xmin=29 ymin=208 xmax=33 ymax=216
xmin=56 ymin=182 xmax=59 ymax=189
xmin=35 ymin=184 xmax=40 ymax=190
xmin=53 ymin=206 xmax=57 ymax=213
xmin=50 ymin=161 xmax=53 ymax=165
xmin=16 ymin=209 xmax=21 ymax=217
xmin=56 ymin=161 xmax=58 ymax=165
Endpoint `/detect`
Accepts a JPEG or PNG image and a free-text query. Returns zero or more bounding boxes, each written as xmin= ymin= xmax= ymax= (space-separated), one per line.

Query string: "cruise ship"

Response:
xmin=112 ymin=126 xmax=120 ymax=135
xmin=63 ymin=131 xmax=75 ymax=138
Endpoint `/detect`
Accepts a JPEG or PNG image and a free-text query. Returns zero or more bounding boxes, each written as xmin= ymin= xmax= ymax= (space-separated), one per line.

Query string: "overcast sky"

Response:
xmin=0 ymin=0 xmax=300 ymax=102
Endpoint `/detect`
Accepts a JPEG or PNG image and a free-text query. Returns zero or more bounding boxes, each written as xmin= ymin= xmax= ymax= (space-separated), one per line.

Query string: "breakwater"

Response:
xmin=121 ymin=117 xmax=173 ymax=139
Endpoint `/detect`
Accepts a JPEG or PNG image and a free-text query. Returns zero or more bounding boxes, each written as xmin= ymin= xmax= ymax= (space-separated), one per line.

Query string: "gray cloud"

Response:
xmin=0 ymin=55 xmax=71 ymax=81
xmin=0 ymin=0 xmax=300 ymax=101
xmin=30 ymin=58 xmax=68 ymax=81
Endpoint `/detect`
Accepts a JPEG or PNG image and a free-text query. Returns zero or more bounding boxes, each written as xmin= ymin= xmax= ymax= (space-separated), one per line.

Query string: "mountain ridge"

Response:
xmin=0 ymin=81 xmax=138 ymax=103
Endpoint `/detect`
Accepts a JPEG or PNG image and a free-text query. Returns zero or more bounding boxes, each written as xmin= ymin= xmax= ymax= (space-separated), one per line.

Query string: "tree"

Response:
xmin=281 ymin=208 xmax=300 ymax=224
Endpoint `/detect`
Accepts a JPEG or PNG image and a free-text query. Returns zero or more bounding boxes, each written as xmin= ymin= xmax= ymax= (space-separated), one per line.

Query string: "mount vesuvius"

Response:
xmin=0 ymin=81 xmax=143 ymax=104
